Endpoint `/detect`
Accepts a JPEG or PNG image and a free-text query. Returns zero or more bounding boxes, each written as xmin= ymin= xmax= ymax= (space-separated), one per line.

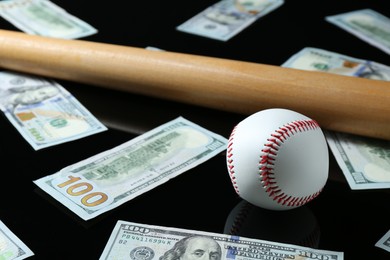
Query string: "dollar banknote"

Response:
xmin=99 ymin=220 xmax=344 ymax=260
xmin=375 ymin=229 xmax=390 ymax=253
xmin=325 ymin=9 xmax=390 ymax=55
xmin=0 ymin=0 xmax=97 ymax=39
xmin=0 ymin=220 xmax=34 ymax=260
xmin=34 ymin=117 xmax=228 ymax=220
xmin=325 ymin=131 xmax=390 ymax=190
xmin=0 ymin=71 xmax=107 ymax=150
xmin=177 ymin=0 xmax=284 ymax=41
xmin=281 ymin=47 xmax=390 ymax=81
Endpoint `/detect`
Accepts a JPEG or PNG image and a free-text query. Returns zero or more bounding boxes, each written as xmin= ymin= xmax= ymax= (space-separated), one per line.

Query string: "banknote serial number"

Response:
xmin=119 ymin=234 xmax=172 ymax=245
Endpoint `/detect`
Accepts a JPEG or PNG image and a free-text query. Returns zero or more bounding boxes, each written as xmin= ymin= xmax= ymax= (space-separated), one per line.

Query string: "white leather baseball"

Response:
xmin=226 ymin=108 xmax=329 ymax=210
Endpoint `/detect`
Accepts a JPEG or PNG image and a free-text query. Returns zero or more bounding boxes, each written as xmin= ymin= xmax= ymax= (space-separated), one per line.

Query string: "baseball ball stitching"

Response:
xmin=227 ymin=116 xmax=325 ymax=209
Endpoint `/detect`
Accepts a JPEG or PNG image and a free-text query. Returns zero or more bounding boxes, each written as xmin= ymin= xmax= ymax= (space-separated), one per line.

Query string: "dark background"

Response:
xmin=0 ymin=0 xmax=389 ymax=259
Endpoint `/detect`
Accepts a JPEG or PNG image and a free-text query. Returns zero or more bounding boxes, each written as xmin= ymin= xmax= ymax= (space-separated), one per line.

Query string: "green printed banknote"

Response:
xmin=177 ymin=0 xmax=284 ymax=41
xmin=99 ymin=220 xmax=344 ymax=260
xmin=326 ymin=9 xmax=390 ymax=55
xmin=375 ymin=229 xmax=390 ymax=253
xmin=0 ymin=220 xmax=33 ymax=260
xmin=0 ymin=71 xmax=107 ymax=150
xmin=325 ymin=131 xmax=390 ymax=190
xmin=0 ymin=0 xmax=97 ymax=38
xmin=34 ymin=117 xmax=228 ymax=220
xmin=282 ymin=47 xmax=390 ymax=81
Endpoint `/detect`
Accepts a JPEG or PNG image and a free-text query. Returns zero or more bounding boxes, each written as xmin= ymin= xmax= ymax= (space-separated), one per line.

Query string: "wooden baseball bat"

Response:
xmin=0 ymin=29 xmax=389 ymax=140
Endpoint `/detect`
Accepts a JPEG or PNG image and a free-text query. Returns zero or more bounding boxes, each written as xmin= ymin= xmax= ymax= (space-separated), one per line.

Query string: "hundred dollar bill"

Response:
xmin=0 ymin=71 xmax=107 ymax=150
xmin=34 ymin=117 xmax=228 ymax=220
xmin=0 ymin=220 xmax=34 ymax=260
xmin=99 ymin=220 xmax=344 ymax=260
xmin=0 ymin=0 xmax=97 ymax=39
xmin=281 ymin=47 xmax=390 ymax=81
xmin=177 ymin=0 xmax=284 ymax=41
xmin=375 ymin=229 xmax=390 ymax=253
xmin=325 ymin=131 xmax=390 ymax=190
xmin=325 ymin=9 xmax=390 ymax=55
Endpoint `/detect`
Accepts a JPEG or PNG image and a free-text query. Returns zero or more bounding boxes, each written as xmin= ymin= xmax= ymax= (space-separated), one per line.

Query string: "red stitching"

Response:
xmin=227 ymin=119 xmax=323 ymax=207
xmin=260 ymin=119 xmax=322 ymax=207
xmin=227 ymin=126 xmax=240 ymax=194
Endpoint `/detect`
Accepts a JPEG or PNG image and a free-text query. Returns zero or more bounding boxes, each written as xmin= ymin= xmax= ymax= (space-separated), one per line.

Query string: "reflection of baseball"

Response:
xmin=224 ymin=200 xmax=320 ymax=248
xmin=226 ymin=108 xmax=329 ymax=210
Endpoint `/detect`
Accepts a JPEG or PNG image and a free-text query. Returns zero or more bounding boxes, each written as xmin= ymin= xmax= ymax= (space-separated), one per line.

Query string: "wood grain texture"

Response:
xmin=0 ymin=29 xmax=389 ymax=140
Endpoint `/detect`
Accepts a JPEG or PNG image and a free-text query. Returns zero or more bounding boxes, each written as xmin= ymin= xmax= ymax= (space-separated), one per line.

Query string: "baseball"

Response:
xmin=226 ymin=108 xmax=329 ymax=210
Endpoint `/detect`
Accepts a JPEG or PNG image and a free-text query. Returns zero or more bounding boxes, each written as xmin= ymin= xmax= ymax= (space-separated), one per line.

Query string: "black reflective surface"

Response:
xmin=1 ymin=0 xmax=389 ymax=259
